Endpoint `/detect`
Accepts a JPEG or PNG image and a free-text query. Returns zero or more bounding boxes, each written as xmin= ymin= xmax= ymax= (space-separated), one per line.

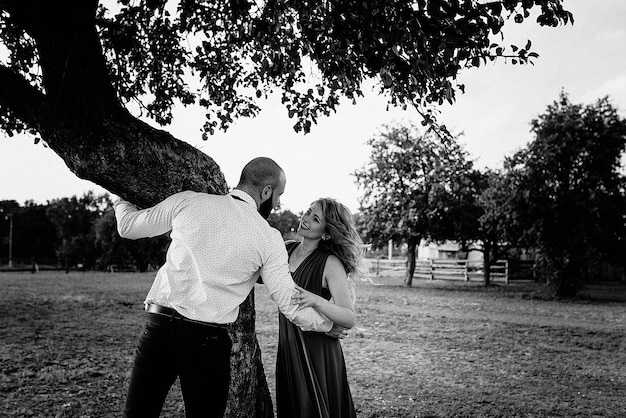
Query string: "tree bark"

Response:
xmin=0 ymin=1 xmax=273 ymax=416
xmin=404 ymin=236 xmax=419 ymax=287
xmin=482 ymin=241 xmax=492 ymax=287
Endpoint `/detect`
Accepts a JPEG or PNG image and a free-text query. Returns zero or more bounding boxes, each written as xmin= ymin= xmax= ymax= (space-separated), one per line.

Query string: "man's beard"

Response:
xmin=259 ymin=192 xmax=274 ymax=219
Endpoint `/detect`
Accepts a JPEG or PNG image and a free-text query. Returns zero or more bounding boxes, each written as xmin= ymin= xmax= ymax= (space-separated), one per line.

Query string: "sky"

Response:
xmin=1 ymin=1 xmax=625 ymax=214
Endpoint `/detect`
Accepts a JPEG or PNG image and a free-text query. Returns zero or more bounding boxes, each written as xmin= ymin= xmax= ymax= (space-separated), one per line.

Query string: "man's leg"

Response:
xmin=124 ymin=314 xmax=178 ymax=418
xmin=178 ymin=324 xmax=232 ymax=418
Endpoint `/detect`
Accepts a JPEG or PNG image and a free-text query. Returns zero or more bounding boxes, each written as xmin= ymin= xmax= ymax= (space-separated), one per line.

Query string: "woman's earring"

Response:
xmin=322 ymin=234 xmax=330 ymax=241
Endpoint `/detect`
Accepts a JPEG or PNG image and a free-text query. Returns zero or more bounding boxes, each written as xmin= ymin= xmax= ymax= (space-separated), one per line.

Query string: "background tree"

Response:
xmin=0 ymin=200 xmax=57 ymax=266
xmin=0 ymin=200 xmax=19 ymax=265
xmin=471 ymin=169 xmax=523 ymax=285
xmin=0 ymin=0 xmax=572 ymax=414
xmin=433 ymin=167 xmax=517 ymax=286
xmin=506 ymin=92 xmax=626 ymax=297
xmin=94 ymin=208 xmax=170 ymax=272
xmin=46 ymin=192 xmax=110 ymax=270
xmin=267 ymin=209 xmax=300 ymax=241
xmin=12 ymin=201 xmax=58 ymax=264
xmin=355 ymin=123 xmax=476 ymax=286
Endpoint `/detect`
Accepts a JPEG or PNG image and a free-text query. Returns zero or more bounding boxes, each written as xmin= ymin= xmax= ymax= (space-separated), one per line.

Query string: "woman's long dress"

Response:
xmin=275 ymin=241 xmax=357 ymax=418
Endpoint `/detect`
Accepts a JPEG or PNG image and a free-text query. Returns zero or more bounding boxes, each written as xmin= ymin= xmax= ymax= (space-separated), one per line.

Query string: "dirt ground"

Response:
xmin=0 ymin=272 xmax=624 ymax=417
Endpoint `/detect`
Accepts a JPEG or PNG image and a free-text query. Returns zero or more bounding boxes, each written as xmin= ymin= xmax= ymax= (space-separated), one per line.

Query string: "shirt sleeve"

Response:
xmin=260 ymin=230 xmax=333 ymax=333
xmin=114 ymin=191 xmax=193 ymax=239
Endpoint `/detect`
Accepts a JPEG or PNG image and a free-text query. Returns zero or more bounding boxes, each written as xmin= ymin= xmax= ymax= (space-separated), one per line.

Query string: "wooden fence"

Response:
xmin=367 ymin=258 xmax=533 ymax=283
xmin=0 ymin=258 xmax=65 ymax=272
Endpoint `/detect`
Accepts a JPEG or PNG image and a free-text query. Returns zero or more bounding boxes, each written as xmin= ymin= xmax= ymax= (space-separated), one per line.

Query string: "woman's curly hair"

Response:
xmin=314 ymin=198 xmax=367 ymax=278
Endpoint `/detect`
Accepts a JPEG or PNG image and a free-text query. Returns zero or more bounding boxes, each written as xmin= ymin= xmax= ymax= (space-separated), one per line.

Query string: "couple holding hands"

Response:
xmin=115 ymin=157 xmax=364 ymax=418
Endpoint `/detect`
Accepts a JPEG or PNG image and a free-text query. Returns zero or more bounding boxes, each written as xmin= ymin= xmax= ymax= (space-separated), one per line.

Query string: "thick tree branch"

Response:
xmin=0 ymin=65 xmax=227 ymax=207
xmin=2 ymin=0 xmax=122 ymax=117
xmin=0 ymin=65 xmax=48 ymax=129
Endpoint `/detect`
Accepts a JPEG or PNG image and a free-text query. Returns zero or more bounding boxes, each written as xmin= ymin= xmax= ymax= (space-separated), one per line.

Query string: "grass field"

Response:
xmin=0 ymin=271 xmax=624 ymax=417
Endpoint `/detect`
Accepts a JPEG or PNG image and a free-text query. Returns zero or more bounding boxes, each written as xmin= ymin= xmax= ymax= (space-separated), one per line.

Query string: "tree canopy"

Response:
xmin=505 ymin=92 xmax=626 ymax=296
xmin=355 ymin=122 xmax=477 ymax=285
xmin=1 ymin=199 xmax=57 ymax=265
xmin=267 ymin=209 xmax=300 ymax=240
xmin=1 ymin=0 xmax=573 ymax=138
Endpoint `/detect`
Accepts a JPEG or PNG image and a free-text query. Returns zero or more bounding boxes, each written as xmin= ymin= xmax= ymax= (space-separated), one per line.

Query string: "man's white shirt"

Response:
xmin=114 ymin=189 xmax=332 ymax=332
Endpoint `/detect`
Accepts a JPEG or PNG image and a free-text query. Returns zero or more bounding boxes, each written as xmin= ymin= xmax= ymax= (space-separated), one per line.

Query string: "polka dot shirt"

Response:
xmin=114 ymin=189 xmax=332 ymax=332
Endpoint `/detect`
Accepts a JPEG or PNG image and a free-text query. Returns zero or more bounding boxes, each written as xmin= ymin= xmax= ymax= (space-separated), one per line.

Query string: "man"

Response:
xmin=115 ymin=157 xmax=334 ymax=418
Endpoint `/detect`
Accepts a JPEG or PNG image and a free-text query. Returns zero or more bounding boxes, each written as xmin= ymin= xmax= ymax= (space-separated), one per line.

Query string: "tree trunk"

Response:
xmin=0 ymin=2 xmax=273 ymax=416
xmin=548 ymin=256 xmax=584 ymax=298
xmin=404 ymin=237 xmax=419 ymax=286
xmin=482 ymin=241 xmax=492 ymax=287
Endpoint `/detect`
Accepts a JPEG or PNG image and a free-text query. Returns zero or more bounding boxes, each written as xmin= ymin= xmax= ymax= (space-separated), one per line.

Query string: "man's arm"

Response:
xmin=114 ymin=191 xmax=194 ymax=239
xmin=260 ymin=232 xmax=333 ymax=333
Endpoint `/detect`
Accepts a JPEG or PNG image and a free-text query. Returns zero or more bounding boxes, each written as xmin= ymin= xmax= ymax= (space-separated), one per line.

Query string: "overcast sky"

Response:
xmin=1 ymin=1 xmax=625 ymax=213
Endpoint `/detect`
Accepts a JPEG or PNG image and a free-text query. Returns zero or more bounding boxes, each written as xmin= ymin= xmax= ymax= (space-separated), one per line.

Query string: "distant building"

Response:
xmin=417 ymin=240 xmax=483 ymax=262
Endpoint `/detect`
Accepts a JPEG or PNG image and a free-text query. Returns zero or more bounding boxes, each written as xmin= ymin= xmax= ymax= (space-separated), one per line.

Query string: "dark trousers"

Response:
xmin=124 ymin=313 xmax=232 ymax=418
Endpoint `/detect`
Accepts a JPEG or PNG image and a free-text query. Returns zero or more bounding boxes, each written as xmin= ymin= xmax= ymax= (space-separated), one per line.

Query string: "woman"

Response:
xmin=277 ymin=198 xmax=365 ymax=418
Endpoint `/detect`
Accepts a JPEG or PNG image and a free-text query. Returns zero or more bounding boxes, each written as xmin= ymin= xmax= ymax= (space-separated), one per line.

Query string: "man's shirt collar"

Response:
xmin=229 ymin=189 xmax=256 ymax=207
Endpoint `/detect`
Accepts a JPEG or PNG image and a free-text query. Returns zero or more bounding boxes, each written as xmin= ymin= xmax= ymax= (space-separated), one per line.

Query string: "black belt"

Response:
xmin=146 ymin=304 xmax=229 ymax=330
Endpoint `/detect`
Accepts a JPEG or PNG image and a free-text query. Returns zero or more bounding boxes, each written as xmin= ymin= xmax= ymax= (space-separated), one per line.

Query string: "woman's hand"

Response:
xmin=291 ymin=285 xmax=323 ymax=309
xmin=325 ymin=324 xmax=350 ymax=339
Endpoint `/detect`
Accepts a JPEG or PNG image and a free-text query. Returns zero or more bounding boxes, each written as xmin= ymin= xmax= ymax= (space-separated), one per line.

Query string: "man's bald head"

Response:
xmin=237 ymin=157 xmax=285 ymax=190
xmin=235 ymin=157 xmax=286 ymax=218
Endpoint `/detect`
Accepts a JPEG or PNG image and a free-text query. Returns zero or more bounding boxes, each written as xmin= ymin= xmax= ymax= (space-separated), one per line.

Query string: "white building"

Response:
xmin=417 ymin=239 xmax=483 ymax=262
